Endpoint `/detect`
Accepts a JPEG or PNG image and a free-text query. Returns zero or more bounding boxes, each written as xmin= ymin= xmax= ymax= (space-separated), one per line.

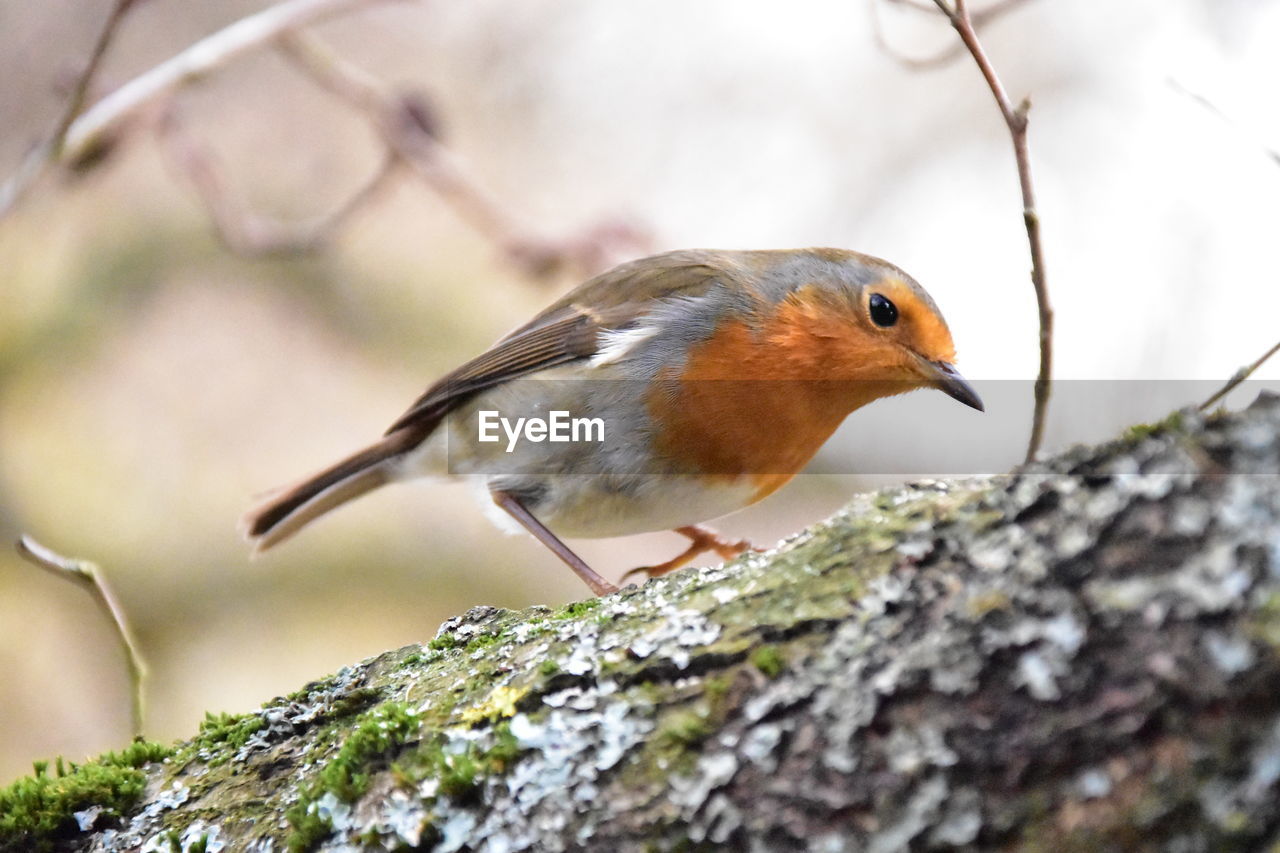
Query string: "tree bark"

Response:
xmin=29 ymin=395 xmax=1280 ymax=851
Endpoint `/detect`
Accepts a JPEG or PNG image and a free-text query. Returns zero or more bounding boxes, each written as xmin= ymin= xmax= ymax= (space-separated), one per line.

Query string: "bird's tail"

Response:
xmin=240 ymin=429 xmax=422 ymax=553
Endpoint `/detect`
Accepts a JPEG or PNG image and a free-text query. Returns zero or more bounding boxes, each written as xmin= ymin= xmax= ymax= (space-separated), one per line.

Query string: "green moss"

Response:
xmin=465 ymin=631 xmax=510 ymax=653
xmin=326 ymin=687 xmax=383 ymax=718
xmin=437 ymin=751 xmax=481 ymax=799
xmin=0 ymin=739 xmax=172 ymax=853
xmin=103 ymin=739 xmax=173 ymax=768
xmin=285 ymin=702 xmax=422 ymax=852
xmin=633 ymin=679 xmax=665 ymax=706
xmin=967 ymin=589 xmax=1012 ymax=619
xmin=703 ymin=673 xmax=733 ymax=704
xmin=750 ymin=645 xmax=785 ymax=679
xmin=316 ymin=702 xmax=421 ymax=800
xmin=1122 ymin=410 xmax=1184 ymax=442
xmin=1246 ymin=591 xmax=1280 ymax=652
xmin=486 ymin=722 xmax=522 ymax=769
xmin=285 ymin=808 xmax=331 ymax=853
xmin=193 ymin=711 xmax=264 ymax=755
xmin=538 ymin=659 xmax=560 ymax=676
xmin=391 ymin=721 xmax=526 ymax=809
xmin=398 ymin=647 xmax=446 ymax=670
xmin=553 ymin=598 xmax=601 ymax=620
xmin=701 ymin=486 xmax=990 ymax=634
xmin=427 ymin=632 xmax=461 ymax=652
xmin=181 ymin=688 xmax=382 ymax=773
xmin=658 ymin=710 xmax=712 ymax=749
xmin=284 ymin=673 xmax=339 ymax=703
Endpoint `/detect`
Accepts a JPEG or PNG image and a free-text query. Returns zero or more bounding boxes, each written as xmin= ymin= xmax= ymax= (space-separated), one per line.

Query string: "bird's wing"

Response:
xmin=383 ymin=253 xmax=729 ymax=436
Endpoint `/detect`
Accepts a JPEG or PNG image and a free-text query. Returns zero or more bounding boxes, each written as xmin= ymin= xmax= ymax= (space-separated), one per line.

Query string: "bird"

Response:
xmin=241 ymin=248 xmax=983 ymax=596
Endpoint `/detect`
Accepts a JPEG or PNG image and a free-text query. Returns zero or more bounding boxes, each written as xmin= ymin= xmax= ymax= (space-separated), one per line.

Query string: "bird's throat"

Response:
xmin=645 ymin=310 xmax=917 ymax=492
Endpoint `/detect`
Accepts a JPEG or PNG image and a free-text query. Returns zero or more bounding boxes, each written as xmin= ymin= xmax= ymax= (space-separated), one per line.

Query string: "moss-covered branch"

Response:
xmin=7 ymin=395 xmax=1280 ymax=851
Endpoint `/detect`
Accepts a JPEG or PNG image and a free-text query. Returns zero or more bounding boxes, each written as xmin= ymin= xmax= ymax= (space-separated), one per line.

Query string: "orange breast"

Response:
xmin=646 ymin=293 xmax=913 ymax=502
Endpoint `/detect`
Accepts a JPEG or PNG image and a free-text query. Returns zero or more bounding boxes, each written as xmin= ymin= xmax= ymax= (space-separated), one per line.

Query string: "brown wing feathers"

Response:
xmin=242 ymin=306 xmax=604 ymax=550
xmin=241 ymin=255 xmax=730 ymax=551
xmin=384 ymin=307 xmax=602 ymax=434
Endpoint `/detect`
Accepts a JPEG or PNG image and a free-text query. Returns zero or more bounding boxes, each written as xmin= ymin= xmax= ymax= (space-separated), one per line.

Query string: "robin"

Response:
xmin=241 ymin=248 xmax=983 ymax=596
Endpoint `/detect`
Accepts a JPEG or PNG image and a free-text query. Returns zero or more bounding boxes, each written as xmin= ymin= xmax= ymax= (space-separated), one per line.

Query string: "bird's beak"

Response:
xmin=922 ymin=359 xmax=984 ymax=412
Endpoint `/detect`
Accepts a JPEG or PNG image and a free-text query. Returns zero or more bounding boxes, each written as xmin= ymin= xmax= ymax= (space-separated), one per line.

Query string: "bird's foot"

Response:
xmin=621 ymin=524 xmax=759 ymax=582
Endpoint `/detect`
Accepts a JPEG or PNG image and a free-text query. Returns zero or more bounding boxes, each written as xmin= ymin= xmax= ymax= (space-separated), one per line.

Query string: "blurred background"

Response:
xmin=2 ymin=0 xmax=1279 ymax=783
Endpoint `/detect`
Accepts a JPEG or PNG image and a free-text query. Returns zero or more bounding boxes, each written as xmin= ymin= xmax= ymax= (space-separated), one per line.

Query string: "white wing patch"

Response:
xmin=589 ymin=324 xmax=661 ymax=367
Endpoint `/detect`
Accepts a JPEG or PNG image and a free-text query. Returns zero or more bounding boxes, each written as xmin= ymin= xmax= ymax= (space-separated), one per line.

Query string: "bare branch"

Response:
xmin=65 ymin=0 xmax=396 ymax=160
xmin=2 ymin=0 xmax=647 ymax=276
xmin=928 ymin=0 xmax=1053 ymax=462
xmin=886 ymin=0 xmax=945 ymax=14
xmin=871 ymin=0 xmax=1033 ymax=70
xmin=0 ymin=0 xmax=139 ymax=218
xmin=1169 ymin=81 xmax=1280 ymax=414
xmin=0 ymin=0 xmax=398 ymax=223
xmin=158 ymin=106 xmax=400 ymax=256
xmin=869 ymin=0 xmax=968 ymax=70
xmin=278 ymin=32 xmax=650 ymax=279
xmin=52 ymin=0 xmax=140 ymax=150
xmin=1169 ymin=78 xmax=1280 ymax=169
xmin=1200 ymin=340 xmax=1280 ymax=412
xmin=15 ymin=535 xmax=147 ymax=738
xmin=914 ymin=0 xmax=1035 ymax=25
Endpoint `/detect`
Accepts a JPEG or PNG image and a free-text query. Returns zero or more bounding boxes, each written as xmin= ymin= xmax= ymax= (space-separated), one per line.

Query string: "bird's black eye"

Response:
xmin=869 ymin=293 xmax=898 ymax=327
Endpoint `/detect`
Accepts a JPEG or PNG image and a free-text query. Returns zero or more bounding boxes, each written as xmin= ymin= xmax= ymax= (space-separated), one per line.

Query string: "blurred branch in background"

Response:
xmin=0 ymin=0 xmax=139 ymax=217
xmin=870 ymin=0 xmax=1035 ymax=71
xmin=0 ymin=0 xmax=391 ymax=222
xmin=1200 ymin=339 xmax=1280 ymax=412
xmin=275 ymin=33 xmax=652 ymax=279
xmin=14 ymin=536 xmax=146 ymax=738
xmin=926 ymin=0 xmax=1054 ymax=462
xmin=1 ymin=0 xmax=650 ymax=280
xmin=156 ymin=30 xmax=650 ymax=277
xmin=1170 ymin=80 xmax=1280 ymax=414
xmin=1169 ymin=78 xmax=1280 ymax=169
xmin=158 ymin=105 xmax=402 ymax=257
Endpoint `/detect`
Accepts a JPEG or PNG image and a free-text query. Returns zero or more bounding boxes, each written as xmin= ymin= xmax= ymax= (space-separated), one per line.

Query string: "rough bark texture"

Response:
xmin=15 ymin=395 xmax=1280 ymax=852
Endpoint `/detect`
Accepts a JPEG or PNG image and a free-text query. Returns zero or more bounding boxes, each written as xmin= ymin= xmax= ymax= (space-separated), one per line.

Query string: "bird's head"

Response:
xmin=758 ymin=248 xmax=984 ymax=412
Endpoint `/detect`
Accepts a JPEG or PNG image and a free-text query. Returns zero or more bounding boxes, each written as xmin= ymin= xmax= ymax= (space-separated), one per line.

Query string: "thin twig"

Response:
xmin=65 ymin=0 xmax=392 ymax=160
xmin=158 ymin=105 xmax=401 ymax=256
xmin=278 ymin=32 xmax=650 ymax=278
xmin=891 ymin=0 xmax=1036 ymax=26
xmin=51 ymin=0 xmax=140 ymax=151
xmin=871 ymin=0 xmax=1033 ymax=70
xmin=930 ymin=0 xmax=1053 ymax=462
xmin=887 ymin=0 xmax=946 ymax=13
xmin=1200 ymin=340 xmax=1280 ymax=412
xmin=0 ymin=0 xmax=138 ymax=218
xmin=1168 ymin=78 xmax=1280 ymax=169
xmin=0 ymin=0 xmax=394 ymax=222
xmin=15 ymin=535 xmax=147 ymax=737
xmin=870 ymin=0 xmax=968 ymax=70
xmin=3 ymin=0 xmax=646 ymax=274
xmin=279 ymin=33 xmax=535 ymax=246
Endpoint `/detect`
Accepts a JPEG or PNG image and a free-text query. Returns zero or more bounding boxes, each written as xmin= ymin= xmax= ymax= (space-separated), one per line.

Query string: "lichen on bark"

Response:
xmin=10 ymin=394 xmax=1280 ymax=852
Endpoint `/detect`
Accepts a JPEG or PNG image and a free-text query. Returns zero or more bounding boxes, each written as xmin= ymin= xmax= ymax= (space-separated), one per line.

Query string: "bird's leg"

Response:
xmin=621 ymin=524 xmax=757 ymax=582
xmin=491 ymin=490 xmax=619 ymax=596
